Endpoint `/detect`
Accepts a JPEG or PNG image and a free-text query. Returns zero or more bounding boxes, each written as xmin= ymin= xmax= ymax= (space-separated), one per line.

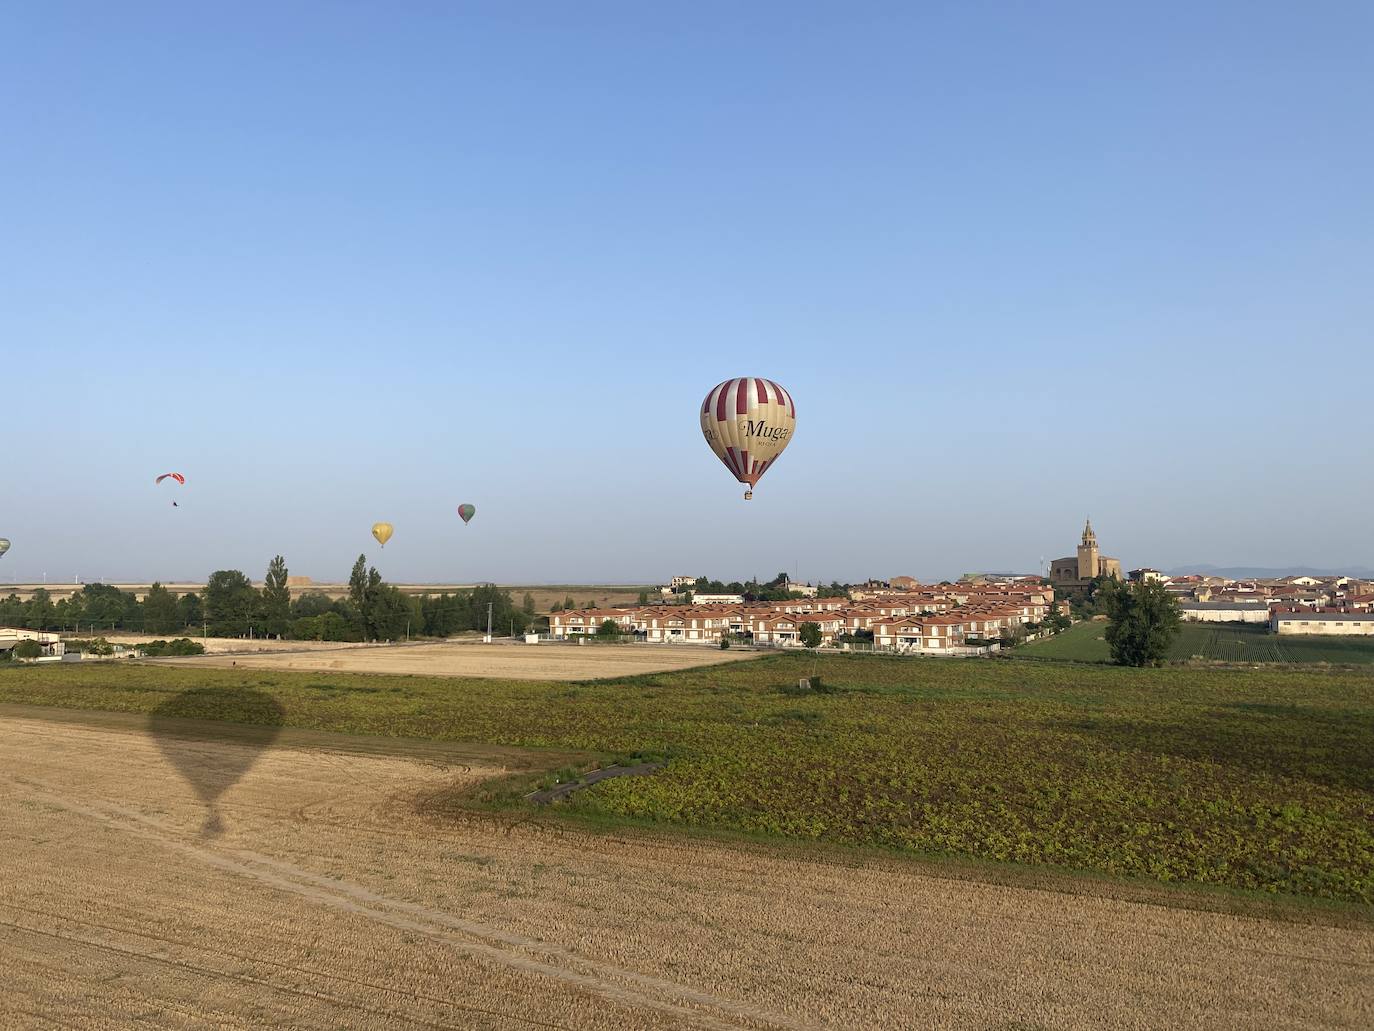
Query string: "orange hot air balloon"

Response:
xmin=700 ymin=378 xmax=796 ymax=500
xmin=371 ymin=522 xmax=393 ymax=547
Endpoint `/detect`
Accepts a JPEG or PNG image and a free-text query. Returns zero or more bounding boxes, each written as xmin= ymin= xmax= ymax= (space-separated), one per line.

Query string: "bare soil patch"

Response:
xmin=1 ymin=713 xmax=1370 ymax=1029
xmin=144 ymin=640 xmax=762 ymax=681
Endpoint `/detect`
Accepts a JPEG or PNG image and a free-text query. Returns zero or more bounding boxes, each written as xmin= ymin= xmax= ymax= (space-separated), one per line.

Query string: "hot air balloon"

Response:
xmin=372 ymin=522 xmax=394 ymax=547
xmin=700 ymin=378 xmax=796 ymax=500
xmin=0 ymin=539 xmax=10 ymax=558
xmin=457 ymin=504 xmax=476 ymax=524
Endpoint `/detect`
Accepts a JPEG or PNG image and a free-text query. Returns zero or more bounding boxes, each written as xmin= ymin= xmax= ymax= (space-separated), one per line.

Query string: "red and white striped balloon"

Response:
xmin=700 ymin=378 xmax=796 ymax=500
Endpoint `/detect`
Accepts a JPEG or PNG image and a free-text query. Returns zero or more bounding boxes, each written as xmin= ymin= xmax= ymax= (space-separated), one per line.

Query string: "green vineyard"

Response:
xmin=1024 ymin=620 xmax=1374 ymax=665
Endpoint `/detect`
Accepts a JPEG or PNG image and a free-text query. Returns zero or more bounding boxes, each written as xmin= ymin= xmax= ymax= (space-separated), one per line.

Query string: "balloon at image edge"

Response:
xmin=700 ymin=378 xmax=796 ymax=500
xmin=371 ymin=522 xmax=394 ymax=547
xmin=457 ymin=504 xmax=476 ymax=524
xmin=0 ymin=539 xmax=10 ymax=558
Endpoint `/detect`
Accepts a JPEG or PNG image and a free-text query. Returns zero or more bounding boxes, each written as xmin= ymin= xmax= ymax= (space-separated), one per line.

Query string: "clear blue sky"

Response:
xmin=3 ymin=2 xmax=1371 ymax=585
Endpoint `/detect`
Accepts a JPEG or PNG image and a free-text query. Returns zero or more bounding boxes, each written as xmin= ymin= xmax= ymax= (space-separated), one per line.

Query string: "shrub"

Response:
xmin=141 ymin=638 xmax=206 ymax=657
xmin=12 ymin=639 xmax=42 ymax=659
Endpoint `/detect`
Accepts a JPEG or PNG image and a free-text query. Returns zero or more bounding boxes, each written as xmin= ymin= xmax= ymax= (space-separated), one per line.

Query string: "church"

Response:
xmin=1049 ymin=520 xmax=1122 ymax=588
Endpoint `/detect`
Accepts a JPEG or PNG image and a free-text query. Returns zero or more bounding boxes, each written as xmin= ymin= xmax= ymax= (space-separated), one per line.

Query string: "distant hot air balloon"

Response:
xmin=157 ymin=472 xmax=186 ymax=507
xmin=457 ymin=504 xmax=476 ymax=524
xmin=700 ymin=378 xmax=796 ymax=500
xmin=0 ymin=539 xmax=10 ymax=558
xmin=372 ymin=522 xmax=394 ymax=547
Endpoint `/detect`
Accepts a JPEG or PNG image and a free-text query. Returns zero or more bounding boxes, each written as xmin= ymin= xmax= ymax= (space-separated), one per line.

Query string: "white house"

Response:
xmin=1180 ymin=602 xmax=1272 ymax=624
xmin=0 ymin=628 xmax=65 ymax=658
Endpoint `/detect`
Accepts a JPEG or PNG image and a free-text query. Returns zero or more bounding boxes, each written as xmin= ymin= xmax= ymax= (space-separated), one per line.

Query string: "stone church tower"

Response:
xmin=1076 ymin=519 xmax=1100 ymax=580
xmin=1049 ymin=518 xmax=1122 ymax=587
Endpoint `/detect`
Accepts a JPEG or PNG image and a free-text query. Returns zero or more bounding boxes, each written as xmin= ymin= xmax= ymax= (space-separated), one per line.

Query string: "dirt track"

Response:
xmin=2 ymin=709 xmax=1371 ymax=1030
xmin=146 ymin=641 xmax=761 ymax=680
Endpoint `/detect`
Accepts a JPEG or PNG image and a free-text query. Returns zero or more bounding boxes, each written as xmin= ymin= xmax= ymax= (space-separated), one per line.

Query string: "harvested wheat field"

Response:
xmin=146 ymin=640 xmax=762 ymax=680
xmin=2 ymin=709 xmax=1371 ymax=1030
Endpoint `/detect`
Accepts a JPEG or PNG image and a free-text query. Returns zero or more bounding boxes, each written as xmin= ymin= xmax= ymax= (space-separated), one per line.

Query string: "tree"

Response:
xmin=143 ymin=582 xmax=180 ymax=635
xmin=25 ymin=589 xmax=55 ymax=630
xmin=637 ymin=591 xmax=649 ymax=606
xmin=799 ymin=621 xmax=822 ymax=648
xmin=261 ymin=555 xmax=291 ymax=638
xmin=203 ymin=570 xmax=260 ymax=636
xmin=177 ymin=592 xmax=203 ymax=629
xmin=523 ymin=592 xmax=537 ymax=617
xmin=370 ymin=584 xmax=412 ymax=641
xmin=1100 ymin=579 xmax=1181 ymax=667
xmin=348 ymin=554 xmax=381 ymax=640
xmin=292 ymin=592 xmax=335 ymax=618
xmin=563 ymin=595 xmax=576 ymax=611
xmin=596 ymin=618 xmax=620 ymax=640
xmin=13 ymin=639 xmax=42 ymax=659
xmin=77 ymin=584 xmax=137 ymax=631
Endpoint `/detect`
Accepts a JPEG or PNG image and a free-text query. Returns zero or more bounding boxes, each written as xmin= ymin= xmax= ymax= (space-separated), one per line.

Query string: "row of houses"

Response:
xmin=549 ymin=587 xmax=1055 ymax=652
xmin=1160 ymin=574 xmax=1374 ymax=609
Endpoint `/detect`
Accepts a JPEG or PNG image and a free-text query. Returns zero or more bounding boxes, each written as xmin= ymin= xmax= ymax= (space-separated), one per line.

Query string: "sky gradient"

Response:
xmin=3 ymin=2 xmax=1371 ymax=585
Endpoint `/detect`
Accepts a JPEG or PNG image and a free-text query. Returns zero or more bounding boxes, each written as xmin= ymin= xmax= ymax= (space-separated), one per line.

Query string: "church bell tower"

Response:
xmin=1077 ymin=518 xmax=1100 ymax=580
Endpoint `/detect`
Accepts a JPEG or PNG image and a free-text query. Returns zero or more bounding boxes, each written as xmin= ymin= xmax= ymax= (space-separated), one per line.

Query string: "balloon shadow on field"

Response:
xmin=147 ymin=687 xmax=286 ymax=838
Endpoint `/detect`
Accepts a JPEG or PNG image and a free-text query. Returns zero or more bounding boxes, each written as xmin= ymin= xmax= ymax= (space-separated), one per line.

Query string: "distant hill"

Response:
xmin=1166 ymin=565 xmax=1374 ymax=579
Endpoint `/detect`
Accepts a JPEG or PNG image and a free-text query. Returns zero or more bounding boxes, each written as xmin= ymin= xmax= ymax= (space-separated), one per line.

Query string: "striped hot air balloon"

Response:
xmin=700 ymin=378 xmax=796 ymax=500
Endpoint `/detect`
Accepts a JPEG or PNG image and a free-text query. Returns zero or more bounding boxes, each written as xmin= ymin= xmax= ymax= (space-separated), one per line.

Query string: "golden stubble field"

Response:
xmin=2 ymin=709 xmax=1370 ymax=1030
xmin=147 ymin=641 xmax=762 ymax=680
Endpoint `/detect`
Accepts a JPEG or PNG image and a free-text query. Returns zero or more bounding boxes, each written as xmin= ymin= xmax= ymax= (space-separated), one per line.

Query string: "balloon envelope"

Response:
xmin=700 ymin=378 xmax=796 ymax=497
xmin=0 ymin=539 xmax=9 ymax=558
xmin=371 ymin=522 xmax=394 ymax=547
xmin=457 ymin=504 xmax=476 ymax=524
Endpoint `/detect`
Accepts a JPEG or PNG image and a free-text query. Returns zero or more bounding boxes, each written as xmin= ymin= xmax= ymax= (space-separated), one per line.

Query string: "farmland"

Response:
xmin=8 ymin=711 xmax=1370 ymax=1029
xmin=1022 ymin=619 xmax=1374 ymax=665
xmin=149 ymin=639 xmax=762 ymax=680
xmin=4 ymin=654 xmax=1373 ymax=905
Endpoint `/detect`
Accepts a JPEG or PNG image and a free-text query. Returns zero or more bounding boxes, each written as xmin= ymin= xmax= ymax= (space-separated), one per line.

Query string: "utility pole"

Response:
xmin=485 ymin=602 xmax=492 ymax=643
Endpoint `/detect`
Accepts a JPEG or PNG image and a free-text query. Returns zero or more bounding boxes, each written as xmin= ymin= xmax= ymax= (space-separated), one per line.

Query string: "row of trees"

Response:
xmin=0 ymin=555 xmax=539 ymax=642
xmin=680 ymin=573 xmax=848 ymax=602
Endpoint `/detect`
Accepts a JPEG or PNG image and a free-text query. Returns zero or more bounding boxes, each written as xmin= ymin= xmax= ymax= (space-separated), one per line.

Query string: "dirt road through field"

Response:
xmin=147 ymin=640 xmax=762 ymax=680
xmin=2 ymin=710 xmax=1370 ymax=1029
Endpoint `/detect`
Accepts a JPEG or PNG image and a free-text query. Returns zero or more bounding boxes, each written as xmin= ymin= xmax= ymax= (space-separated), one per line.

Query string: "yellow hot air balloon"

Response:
xmin=700 ymin=378 xmax=796 ymax=500
xmin=371 ymin=522 xmax=394 ymax=547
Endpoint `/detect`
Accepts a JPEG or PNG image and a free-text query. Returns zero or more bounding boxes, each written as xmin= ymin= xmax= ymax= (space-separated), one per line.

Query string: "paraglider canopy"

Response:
xmin=156 ymin=472 xmax=186 ymax=485
xmin=700 ymin=378 xmax=796 ymax=500
xmin=457 ymin=504 xmax=476 ymax=524
xmin=371 ymin=522 xmax=394 ymax=547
